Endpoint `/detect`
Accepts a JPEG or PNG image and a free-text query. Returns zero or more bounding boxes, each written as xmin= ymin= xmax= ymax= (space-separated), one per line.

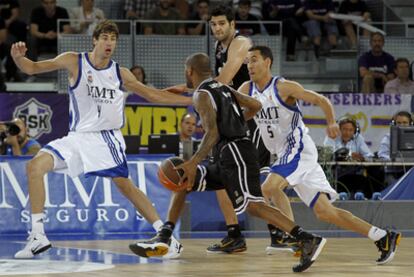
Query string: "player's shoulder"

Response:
xmin=231 ymin=35 xmax=252 ymax=47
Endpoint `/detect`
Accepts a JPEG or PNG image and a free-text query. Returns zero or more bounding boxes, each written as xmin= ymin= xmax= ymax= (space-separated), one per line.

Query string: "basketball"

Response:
xmin=158 ymin=157 xmax=187 ymax=192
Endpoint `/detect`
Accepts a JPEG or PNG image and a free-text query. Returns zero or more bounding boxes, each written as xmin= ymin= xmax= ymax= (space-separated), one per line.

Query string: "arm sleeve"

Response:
xmin=377 ymin=135 xmax=390 ymax=161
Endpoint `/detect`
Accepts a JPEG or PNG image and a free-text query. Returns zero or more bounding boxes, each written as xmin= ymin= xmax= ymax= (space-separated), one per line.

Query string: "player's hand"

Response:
xmin=326 ymin=123 xmax=340 ymax=139
xmin=174 ymin=160 xmax=197 ymax=192
xmin=10 ymin=42 xmax=27 ymax=59
xmin=351 ymin=152 xmax=364 ymax=162
xmin=4 ymin=135 xmax=19 ymax=146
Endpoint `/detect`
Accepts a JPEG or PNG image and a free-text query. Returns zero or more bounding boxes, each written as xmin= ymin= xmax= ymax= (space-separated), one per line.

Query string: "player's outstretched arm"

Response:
xmin=232 ymin=83 xmax=262 ymax=120
xmin=120 ymin=67 xmax=192 ymax=105
xmin=278 ymin=80 xmax=340 ymax=139
xmin=11 ymin=42 xmax=77 ymax=75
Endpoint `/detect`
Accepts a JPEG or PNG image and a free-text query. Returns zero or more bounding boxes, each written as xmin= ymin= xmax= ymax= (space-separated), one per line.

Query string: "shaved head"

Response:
xmin=185 ymin=53 xmax=212 ymax=76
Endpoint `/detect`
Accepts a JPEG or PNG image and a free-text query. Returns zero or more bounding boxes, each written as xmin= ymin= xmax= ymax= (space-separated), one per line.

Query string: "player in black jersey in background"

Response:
xmin=131 ymin=53 xmax=326 ymax=273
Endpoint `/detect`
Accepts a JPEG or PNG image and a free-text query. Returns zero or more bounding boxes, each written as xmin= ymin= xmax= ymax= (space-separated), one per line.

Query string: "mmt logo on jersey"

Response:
xmin=13 ymin=98 xmax=53 ymax=139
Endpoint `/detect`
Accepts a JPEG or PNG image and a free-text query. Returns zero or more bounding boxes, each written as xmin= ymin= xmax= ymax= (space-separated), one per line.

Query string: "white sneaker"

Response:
xmin=14 ymin=232 xmax=52 ymax=259
xmin=162 ymin=236 xmax=183 ymax=259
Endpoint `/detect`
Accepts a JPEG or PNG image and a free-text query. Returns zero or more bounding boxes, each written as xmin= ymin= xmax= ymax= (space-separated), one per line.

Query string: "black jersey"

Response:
xmin=196 ymin=78 xmax=249 ymax=145
xmin=214 ymin=31 xmax=250 ymax=90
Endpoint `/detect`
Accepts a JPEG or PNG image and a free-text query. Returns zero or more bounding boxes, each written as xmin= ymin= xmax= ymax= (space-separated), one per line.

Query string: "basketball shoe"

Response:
xmin=266 ymin=229 xmax=300 ymax=254
xmin=206 ymin=235 xmax=247 ymax=254
xmin=375 ymin=231 xmax=401 ymax=265
xmin=162 ymin=236 xmax=183 ymax=259
xmin=292 ymin=235 xmax=326 ymax=273
xmin=14 ymin=232 xmax=52 ymax=259
xmin=129 ymin=233 xmax=169 ymax=258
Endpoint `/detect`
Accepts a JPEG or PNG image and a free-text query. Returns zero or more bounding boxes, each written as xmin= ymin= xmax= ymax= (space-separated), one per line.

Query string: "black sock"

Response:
xmin=290 ymin=225 xmax=313 ymax=241
xmin=268 ymin=224 xmax=284 ymax=243
xmin=159 ymin=221 xmax=175 ymax=239
xmin=227 ymin=224 xmax=242 ymax=238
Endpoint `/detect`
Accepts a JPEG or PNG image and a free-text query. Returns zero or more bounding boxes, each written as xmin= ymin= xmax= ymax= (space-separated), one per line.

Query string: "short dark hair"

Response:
xmin=248 ymin=45 xmax=274 ymax=67
xmin=93 ymin=20 xmax=119 ymax=40
xmin=239 ymin=0 xmax=251 ymax=6
xmin=395 ymin=57 xmax=410 ymax=68
xmin=370 ymin=32 xmax=384 ymax=42
xmin=185 ymin=52 xmax=212 ymax=76
xmin=393 ymin=110 xmax=413 ymax=123
xmin=210 ymin=4 xmax=234 ymax=22
xmin=196 ymin=0 xmax=209 ymax=6
xmin=130 ymin=65 xmax=146 ymax=84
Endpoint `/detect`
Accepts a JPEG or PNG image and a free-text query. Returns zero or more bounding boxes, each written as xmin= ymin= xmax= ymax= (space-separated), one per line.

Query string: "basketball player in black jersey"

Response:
xmin=131 ymin=53 xmax=326 ymax=273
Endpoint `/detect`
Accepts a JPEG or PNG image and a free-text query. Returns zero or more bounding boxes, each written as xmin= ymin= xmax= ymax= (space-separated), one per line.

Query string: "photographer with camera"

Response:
xmin=0 ymin=118 xmax=41 ymax=156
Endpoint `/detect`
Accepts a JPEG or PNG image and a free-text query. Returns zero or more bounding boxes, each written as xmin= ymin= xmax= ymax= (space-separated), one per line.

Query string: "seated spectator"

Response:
xmin=130 ymin=65 xmax=153 ymax=87
xmin=0 ymin=16 xmax=19 ymax=84
xmin=0 ymin=0 xmax=27 ymax=42
xmin=262 ymin=0 xmax=306 ymax=61
xmin=178 ymin=113 xmax=197 ymax=160
xmin=235 ymin=0 xmax=261 ymax=36
xmin=187 ymin=0 xmax=210 ymax=35
xmin=171 ymin=0 xmax=190 ymax=20
xmin=338 ymin=0 xmax=371 ymax=49
xmin=70 ymin=0 xmax=105 ymax=35
xmin=384 ymin=58 xmax=414 ymax=94
xmin=30 ymin=0 xmax=71 ymax=60
xmin=233 ymin=0 xmax=263 ymax=19
xmin=0 ymin=118 xmax=41 ymax=156
xmin=124 ymin=0 xmax=155 ymax=20
xmin=378 ymin=111 xmax=413 ymax=186
xmin=143 ymin=0 xmax=186 ymax=35
xmin=324 ymin=116 xmax=374 ymax=162
xmin=324 ymin=116 xmax=375 ymax=197
xmin=303 ymin=0 xmax=338 ymax=58
xmin=358 ymin=32 xmax=395 ymax=93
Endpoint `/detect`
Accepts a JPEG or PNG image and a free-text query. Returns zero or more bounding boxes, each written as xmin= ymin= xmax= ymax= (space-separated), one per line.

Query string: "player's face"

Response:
xmin=247 ymin=51 xmax=268 ymax=82
xmin=395 ymin=115 xmax=411 ymax=127
xmin=94 ymin=32 xmax=117 ymax=58
xmin=339 ymin=122 xmax=355 ymax=142
xmin=210 ymin=15 xmax=233 ymax=42
xmin=181 ymin=116 xmax=197 ymax=137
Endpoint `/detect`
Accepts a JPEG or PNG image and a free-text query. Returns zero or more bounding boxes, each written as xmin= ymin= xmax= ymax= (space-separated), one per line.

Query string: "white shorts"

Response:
xmin=271 ymin=134 xmax=338 ymax=208
xmin=41 ymin=130 xmax=128 ymax=178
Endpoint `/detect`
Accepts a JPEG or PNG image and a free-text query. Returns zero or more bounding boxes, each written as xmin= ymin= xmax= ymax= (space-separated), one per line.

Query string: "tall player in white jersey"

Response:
xmin=238 ymin=45 xmax=401 ymax=265
xmin=11 ymin=20 xmax=191 ymax=259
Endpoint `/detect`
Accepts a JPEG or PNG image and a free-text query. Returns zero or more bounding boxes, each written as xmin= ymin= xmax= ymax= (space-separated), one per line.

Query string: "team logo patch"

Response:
xmin=13 ymin=98 xmax=53 ymax=139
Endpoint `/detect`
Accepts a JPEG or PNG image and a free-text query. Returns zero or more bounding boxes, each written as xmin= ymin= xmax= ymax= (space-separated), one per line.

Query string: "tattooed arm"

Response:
xmin=175 ymin=91 xmax=219 ymax=190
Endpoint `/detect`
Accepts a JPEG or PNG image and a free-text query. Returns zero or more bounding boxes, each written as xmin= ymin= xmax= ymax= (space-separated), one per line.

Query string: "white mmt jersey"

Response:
xmin=250 ymin=76 xmax=308 ymax=163
xmin=68 ymin=52 xmax=125 ymax=132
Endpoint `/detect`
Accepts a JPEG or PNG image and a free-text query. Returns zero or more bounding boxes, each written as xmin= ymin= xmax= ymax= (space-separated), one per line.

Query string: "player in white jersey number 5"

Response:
xmin=238 ymin=45 xmax=401 ymax=265
xmin=11 ymin=20 xmax=190 ymax=259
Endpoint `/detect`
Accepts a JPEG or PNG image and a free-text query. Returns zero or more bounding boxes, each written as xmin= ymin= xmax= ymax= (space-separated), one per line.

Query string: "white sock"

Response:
xmin=152 ymin=220 xmax=164 ymax=232
xmin=31 ymin=213 xmax=45 ymax=234
xmin=368 ymin=226 xmax=387 ymax=241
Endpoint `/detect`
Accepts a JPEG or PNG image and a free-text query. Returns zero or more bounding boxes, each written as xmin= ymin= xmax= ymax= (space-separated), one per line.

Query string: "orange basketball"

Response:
xmin=158 ymin=157 xmax=187 ymax=192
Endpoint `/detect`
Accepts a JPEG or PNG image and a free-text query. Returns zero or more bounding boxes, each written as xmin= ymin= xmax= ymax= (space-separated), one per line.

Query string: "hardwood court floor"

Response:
xmin=11 ymin=237 xmax=414 ymax=277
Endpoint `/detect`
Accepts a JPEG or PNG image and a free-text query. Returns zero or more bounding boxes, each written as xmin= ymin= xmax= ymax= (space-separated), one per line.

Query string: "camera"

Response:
xmin=0 ymin=121 xmax=21 ymax=148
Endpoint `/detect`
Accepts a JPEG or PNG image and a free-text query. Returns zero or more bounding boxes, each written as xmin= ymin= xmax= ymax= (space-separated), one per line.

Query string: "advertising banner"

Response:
xmin=300 ymin=93 xmax=413 ymax=150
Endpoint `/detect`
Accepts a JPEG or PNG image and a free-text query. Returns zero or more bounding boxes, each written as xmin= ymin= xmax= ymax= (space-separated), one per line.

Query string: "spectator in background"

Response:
xmin=124 ymin=0 xmax=155 ymax=19
xmin=30 ymin=0 xmax=71 ymax=59
xmin=303 ymin=0 xmax=338 ymax=58
xmin=178 ymin=113 xmax=198 ymax=160
xmin=187 ymin=0 xmax=209 ymax=35
xmin=378 ymin=111 xmax=413 ymax=186
xmin=338 ymin=0 xmax=371 ymax=49
xmin=233 ymin=0 xmax=263 ymax=19
xmin=0 ymin=16 xmax=19 ymax=83
xmin=130 ymin=65 xmax=153 ymax=87
xmin=384 ymin=58 xmax=414 ymax=94
xmin=358 ymin=32 xmax=395 ymax=93
xmin=0 ymin=118 xmax=41 ymax=156
xmin=70 ymin=0 xmax=105 ymax=35
xmin=262 ymin=0 xmax=306 ymax=61
xmin=143 ymin=0 xmax=186 ymax=35
xmin=324 ymin=116 xmax=374 ymax=197
xmin=235 ymin=0 xmax=261 ymax=36
xmin=0 ymin=0 xmax=27 ymax=42
xmin=171 ymin=0 xmax=190 ymax=20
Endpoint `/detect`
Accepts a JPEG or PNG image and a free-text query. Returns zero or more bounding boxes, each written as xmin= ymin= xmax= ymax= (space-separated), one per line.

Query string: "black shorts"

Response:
xmin=192 ymin=139 xmax=264 ymax=214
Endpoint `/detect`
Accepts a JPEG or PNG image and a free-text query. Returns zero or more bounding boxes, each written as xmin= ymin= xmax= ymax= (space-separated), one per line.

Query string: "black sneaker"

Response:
xmin=206 ymin=235 xmax=247 ymax=254
xmin=266 ymin=235 xmax=300 ymax=254
xmin=292 ymin=235 xmax=326 ymax=273
xmin=129 ymin=234 xmax=169 ymax=258
xmin=375 ymin=231 xmax=401 ymax=265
